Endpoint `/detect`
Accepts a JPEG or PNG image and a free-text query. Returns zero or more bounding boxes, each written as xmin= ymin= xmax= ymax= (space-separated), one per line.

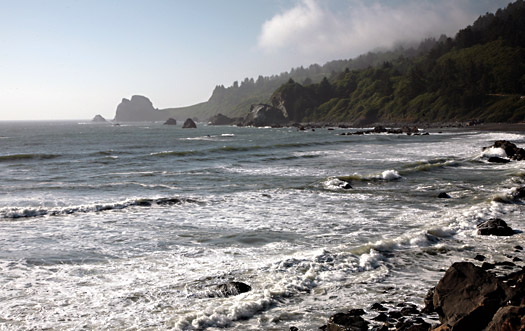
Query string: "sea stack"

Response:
xmin=182 ymin=118 xmax=197 ymax=128
xmin=91 ymin=114 xmax=107 ymax=123
xmin=114 ymin=95 xmax=169 ymax=122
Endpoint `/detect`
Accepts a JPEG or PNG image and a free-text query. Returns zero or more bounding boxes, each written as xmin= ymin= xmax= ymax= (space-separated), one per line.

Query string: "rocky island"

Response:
xmin=114 ymin=95 xmax=170 ymax=122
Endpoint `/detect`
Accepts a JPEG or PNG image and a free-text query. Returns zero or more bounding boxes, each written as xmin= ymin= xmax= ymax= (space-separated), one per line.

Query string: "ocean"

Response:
xmin=0 ymin=121 xmax=523 ymax=330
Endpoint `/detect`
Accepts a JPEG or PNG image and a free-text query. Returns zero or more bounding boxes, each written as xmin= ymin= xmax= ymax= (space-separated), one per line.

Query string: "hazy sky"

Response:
xmin=0 ymin=0 xmax=513 ymax=120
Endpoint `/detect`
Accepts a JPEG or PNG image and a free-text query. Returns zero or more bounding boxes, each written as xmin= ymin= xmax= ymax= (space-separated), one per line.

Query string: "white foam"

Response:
xmin=481 ymin=147 xmax=507 ymax=158
xmin=382 ymin=169 xmax=401 ymax=180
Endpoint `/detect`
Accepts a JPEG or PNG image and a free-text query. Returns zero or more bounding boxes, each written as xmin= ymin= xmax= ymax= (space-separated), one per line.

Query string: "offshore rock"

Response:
xmin=243 ymin=104 xmax=288 ymax=127
xmin=432 ymin=262 xmax=508 ymax=330
xmin=182 ymin=118 xmax=197 ymax=128
xmin=114 ymin=95 xmax=169 ymax=122
xmin=437 ymin=192 xmax=451 ymax=199
xmin=164 ymin=118 xmax=177 ymax=125
xmin=488 ymin=156 xmax=511 ymax=163
xmin=477 ymin=218 xmax=515 ymax=236
xmin=483 ymin=140 xmax=525 ymax=161
xmin=91 ymin=114 xmax=107 ymax=122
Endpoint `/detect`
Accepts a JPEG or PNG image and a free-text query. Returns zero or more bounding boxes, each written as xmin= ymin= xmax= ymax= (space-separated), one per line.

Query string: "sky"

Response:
xmin=0 ymin=0 xmax=514 ymax=120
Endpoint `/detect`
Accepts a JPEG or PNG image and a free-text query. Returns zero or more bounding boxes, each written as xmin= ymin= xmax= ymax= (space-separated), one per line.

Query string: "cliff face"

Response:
xmin=114 ymin=95 xmax=169 ymax=122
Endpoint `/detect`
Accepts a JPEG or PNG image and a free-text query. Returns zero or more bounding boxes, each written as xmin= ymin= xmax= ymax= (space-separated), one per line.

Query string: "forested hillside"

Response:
xmin=163 ymin=40 xmax=437 ymax=120
xmin=271 ymin=0 xmax=525 ymax=124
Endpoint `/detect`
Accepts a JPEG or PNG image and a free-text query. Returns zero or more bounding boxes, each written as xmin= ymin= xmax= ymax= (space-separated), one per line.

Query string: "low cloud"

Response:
xmin=258 ymin=0 xmax=489 ymax=61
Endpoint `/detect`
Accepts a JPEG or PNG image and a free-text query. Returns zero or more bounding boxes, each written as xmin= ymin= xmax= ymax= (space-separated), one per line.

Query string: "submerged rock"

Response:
xmin=437 ymin=192 xmax=451 ymax=199
xmin=488 ymin=156 xmax=511 ymax=163
xmin=477 ymin=218 xmax=515 ymax=236
xmin=182 ymin=118 xmax=197 ymax=128
xmin=208 ymin=281 xmax=251 ymax=298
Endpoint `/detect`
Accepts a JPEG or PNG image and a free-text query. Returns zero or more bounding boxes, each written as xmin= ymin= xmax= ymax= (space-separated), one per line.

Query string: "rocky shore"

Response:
xmin=314 ymin=141 xmax=525 ymax=331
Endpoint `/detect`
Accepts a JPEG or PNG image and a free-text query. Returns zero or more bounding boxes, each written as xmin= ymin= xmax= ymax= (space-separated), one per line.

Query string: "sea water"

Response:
xmin=0 ymin=121 xmax=523 ymax=330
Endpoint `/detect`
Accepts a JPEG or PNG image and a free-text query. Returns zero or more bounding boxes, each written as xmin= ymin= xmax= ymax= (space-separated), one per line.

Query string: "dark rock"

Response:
xmin=372 ymin=312 xmax=388 ymax=322
xmin=513 ymin=257 xmax=522 ymax=262
xmin=483 ymin=140 xmax=525 ymax=161
xmin=182 ymin=118 xmax=197 ymax=128
xmin=474 ymin=254 xmax=486 ymax=261
xmin=340 ymin=182 xmax=352 ymax=190
xmin=485 ymin=304 xmax=525 ymax=331
xmin=209 ymin=281 xmax=251 ymax=298
xmin=512 ymin=187 xmax=525 ymax=199
xmin=395 ymin=318 xmax=431 ymax=331
xmin=347 ymin=309 xmax=366 ymax=316
xmin=437 ymin=192 xmax=451 ymax=199
xmin=208 ymin=113 xmax=239 ymax=125
xmin=515 ymin=245 xmax=524 ymax=250
xmin=114 ymin=95 xmax=169 ymax=122
xmin=488 ymin=156 xmax=511 ymax=163
xmin=482 ymin=262 xmax=496 ymax=270
xmin=92 ymin=114 xmax=107 ymax=122
xmin=495 ymin=261 xmax=516 ymax=267
xmin=243 ymin=104 xmax=288 ymax=127
xmin=477 ymin=218 xmax=515 ymax=236
xmin=400 ymin=306 xmax=420 ymax=316
xmin=432 ymin=262 xmax=508 ymax=330
xmin=371 ymin=303 xmax=388 ymax=311
xmin=374 ymin=126 xmax=387 ymax=133
xmin=389 ymin=310 xmax=402 ymax=319
xmin=326 ymin=311 xmax=368 ymax=331
xmin=422 ymin=287 xmax=435 ymax=314
xmin=290 ymin=327 xmax=299 ymax=331
xmin=164 ymin=118 xmax=177 ymax=125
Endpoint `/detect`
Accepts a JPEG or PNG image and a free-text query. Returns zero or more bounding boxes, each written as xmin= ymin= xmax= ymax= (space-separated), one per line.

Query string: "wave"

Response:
xmin=0 ymin=197 xmax=201 ymax=220
xmin=337 ymin=169 xmax=402 ymax=183
xmin=0 ymin=153 xmax=61 ymax=163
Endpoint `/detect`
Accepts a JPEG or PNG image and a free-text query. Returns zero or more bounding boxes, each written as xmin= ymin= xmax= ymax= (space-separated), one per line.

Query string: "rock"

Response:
xmin=243 ymin=104 xmax=288 ymax=127
xmin=512 ymin=187 xmax=525 ymax=199
xmin=208 ymin=113 xmax=237 ymax=125
xmin=114 ymin=95 xmax=169 ymax=122
xmin=290 ymin=327 xmax=299 ymax=331
xmin=477 ymin=218 xmax=515 ymax=236
xmin=422 ymin=287 xmax=435 ymax=314
xmin=208 ymin=281 xmax=251 ymax=298
xmin=326 ymin=311 xmax=368 ymax=331
xmin=483 ymin=140 xmax=525 ymax=161
xmin=432 ymin=262 xmax=508 ymax=330
xmin=91 ymin=114 xmax=107 ymax=122
xmin=371 ymin=303 xmax=388 ymax=311
xmin=437 ymin=192 xmax=451 ymax=199
xmin=340 ymin=182 xmax=352 ymax=190
xmin=488 ymin=156 xmax=511 ymax=163
xmin=182 ymin=118 xmax=197 ymax=128
xmin=372 ymin=312 xmax=388 ymax=322
xmin=164 ymin=118 xmax=177 ymax=125
xmin=485 ymin=305 xmax=525 ymax=331
xmin=373 ymin=126 xmax=387 ymax=133
xmin=400 ymin=306 xmax=419 ymax=316
xmin=474 ymin=254 xmax=486 ymax=261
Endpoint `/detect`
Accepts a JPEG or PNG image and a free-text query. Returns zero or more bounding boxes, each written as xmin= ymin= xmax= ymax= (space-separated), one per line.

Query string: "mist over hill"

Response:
xmin=119 ymin=0 xmax=525 ymax=124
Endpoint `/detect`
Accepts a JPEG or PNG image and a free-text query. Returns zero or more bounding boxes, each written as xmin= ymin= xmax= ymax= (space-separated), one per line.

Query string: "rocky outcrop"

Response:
xmin=91 ymin=114 xmax=107 ymax=123
xmin=182 ymin=118 xmax=197 ymax=128
xmin=164 ymin=118 xmax=177 ymax=125
xmin=114 ymin=95 xmax=169 ymax=122
xmin=324 ymin=309 xmax=368 ymax=331
xmin=242 ymin=104 xmax=288 ymax=127
xmin=477 ymin=218 xmax=515 ymax=236
xmin=483 ymin=140 xmax=525 ymax=161
xmin=208 ymin=113 xmax=239 ymax=125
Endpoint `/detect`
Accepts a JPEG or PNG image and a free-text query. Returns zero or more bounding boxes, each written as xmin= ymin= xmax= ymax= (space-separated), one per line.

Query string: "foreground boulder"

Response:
xmin=182 ymin=118 xmax=197 ymax=128
xmin=432 ymin=262 xmax=508 ymax=330
xmin=477 ymin=218 xmax=515 ymax=236
xmin=164 ymin=118 xmax=177 ymax=125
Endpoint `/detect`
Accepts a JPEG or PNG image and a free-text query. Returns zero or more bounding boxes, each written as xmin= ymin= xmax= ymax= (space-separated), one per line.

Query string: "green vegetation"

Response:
xmin=167 ymin=0 xmax=525 ymax=124
xmin=272 ymin=0 xmax=525 ymax=124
